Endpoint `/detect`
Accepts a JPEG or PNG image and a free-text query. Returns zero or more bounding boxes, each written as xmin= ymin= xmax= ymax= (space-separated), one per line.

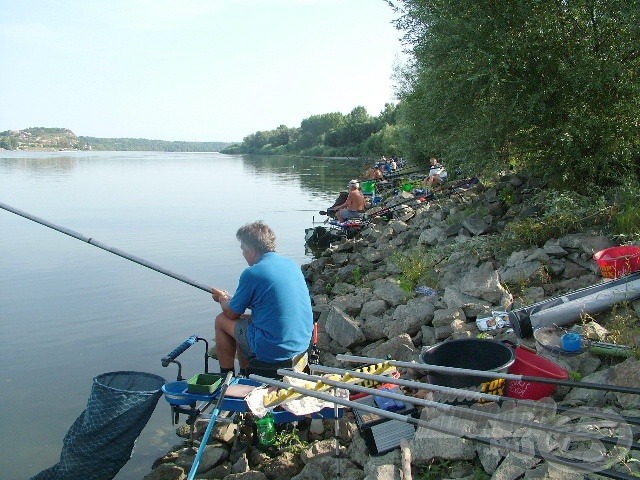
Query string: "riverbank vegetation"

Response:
xmin=225 ymin=1 xmax=639 ymax=197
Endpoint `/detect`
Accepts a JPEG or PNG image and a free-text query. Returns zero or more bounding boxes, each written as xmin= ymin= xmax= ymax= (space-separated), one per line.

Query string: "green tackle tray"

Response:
xmin=187 ymin=373 xmax=223 ymax=394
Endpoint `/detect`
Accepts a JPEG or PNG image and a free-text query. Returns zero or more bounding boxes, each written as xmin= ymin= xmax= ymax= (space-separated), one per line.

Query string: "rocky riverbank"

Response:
xmin=144 ymin=174 xmax=640 ymax=480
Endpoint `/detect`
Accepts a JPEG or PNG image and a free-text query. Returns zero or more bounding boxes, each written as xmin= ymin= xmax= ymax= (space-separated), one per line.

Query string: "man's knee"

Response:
xmin=215 ymin=312 xmax=237 ymax=337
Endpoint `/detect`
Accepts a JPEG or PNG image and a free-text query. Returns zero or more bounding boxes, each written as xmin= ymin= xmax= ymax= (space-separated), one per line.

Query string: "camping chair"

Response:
xmin=246 ymin=319 xmax=319 ymax=379
xmin=246 ymin=351 xmax=309 ymax=379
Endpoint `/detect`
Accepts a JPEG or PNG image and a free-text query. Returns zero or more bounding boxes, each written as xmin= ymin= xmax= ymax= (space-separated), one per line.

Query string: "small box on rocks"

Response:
xmin=353 ymin=390 xmax=417 ymax=455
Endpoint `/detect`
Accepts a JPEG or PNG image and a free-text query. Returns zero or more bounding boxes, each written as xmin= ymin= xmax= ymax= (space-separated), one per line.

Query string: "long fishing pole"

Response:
xmin=345 ymin=155 xmax=364 ymax=177
xmin=311 ymin=363 xmax=640 ymax=428
xmin=279 ymin=369 xmax=637 ymax=453
xmin=0 ymin=201 xmax=213 ymax=293
xmin=250 ymin=374 xmax=635 ymax=479
xmin=337 ymin=354 xmax=640 ymax=396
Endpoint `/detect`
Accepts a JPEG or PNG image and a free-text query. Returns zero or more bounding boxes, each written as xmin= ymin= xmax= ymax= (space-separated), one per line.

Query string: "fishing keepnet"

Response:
xmin=31 ymin=371 xmax=165 ymax=480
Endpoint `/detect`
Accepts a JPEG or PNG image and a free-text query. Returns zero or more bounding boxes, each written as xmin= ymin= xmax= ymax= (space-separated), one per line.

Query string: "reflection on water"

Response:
xmin=0 ymin=151 xmax=356 ymax=480
xmin=0 ymin=155 xmax=78 ymax=173
xmin=241 ymin=154 xmax=365 ymax=195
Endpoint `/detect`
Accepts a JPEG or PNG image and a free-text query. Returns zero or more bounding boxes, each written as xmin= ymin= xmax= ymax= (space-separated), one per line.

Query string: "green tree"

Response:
xmin=389 ymin=0 xmax=640 ymax=190
xmin=295 ymin=112 xmax=345 ymax=149
xmin=268 ymin=125 xmax=294 ymax=148
xmin=0 ymin=135 xmax=18 ymax=150
xmin=242 ymin=131 xmax=272 ymax=152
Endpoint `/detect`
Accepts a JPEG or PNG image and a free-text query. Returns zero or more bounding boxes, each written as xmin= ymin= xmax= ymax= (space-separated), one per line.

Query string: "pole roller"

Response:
xmin=279 ymin=368 xmax=636 ymax=453
xmin=311 ymin=363 xmax=640 ymax=428
xmin=249 ymin=373 xmax=635 ymax=479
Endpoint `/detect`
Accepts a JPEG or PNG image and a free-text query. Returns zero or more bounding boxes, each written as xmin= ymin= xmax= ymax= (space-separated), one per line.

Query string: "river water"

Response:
xmin=0 ymin=151 xmax=358 ymax=480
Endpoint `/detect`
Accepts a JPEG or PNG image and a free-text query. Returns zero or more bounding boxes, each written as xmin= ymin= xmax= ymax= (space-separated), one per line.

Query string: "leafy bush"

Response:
xmin=611 ymin=183 xmax=640 ymax=241
xmin=502 ymin=190 xmax=612 ymax=249
xmin=272 ymin=427 xmax=309 ymax=455
xmin=392 ymin=247 xmax=445 ymax=293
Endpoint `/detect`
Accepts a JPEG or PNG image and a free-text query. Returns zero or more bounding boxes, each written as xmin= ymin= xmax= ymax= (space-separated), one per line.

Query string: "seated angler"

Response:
xmin=372 ymin=165 xmax=385 ymax=180
xmin=335 ymin=179 xmax=366 ymax=222
xmin=362 ymin=163 xmax=376 ymax=180
xmin=424 ymin=157 xmax=448 ymax=188
xmin=211 ymin=221 xmax=313 ymax=376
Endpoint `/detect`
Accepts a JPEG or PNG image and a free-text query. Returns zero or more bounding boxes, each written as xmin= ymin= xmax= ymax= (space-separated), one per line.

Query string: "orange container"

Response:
xmin=507 ymin=346 xmax=568 ymax=400
xmin=594 ymin=245 xmax=640 ymax=279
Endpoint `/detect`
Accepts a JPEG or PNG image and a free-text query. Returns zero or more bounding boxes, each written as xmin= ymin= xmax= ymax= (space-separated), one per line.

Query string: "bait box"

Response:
xmin=187 ymin=373 xmax=223 ymax=394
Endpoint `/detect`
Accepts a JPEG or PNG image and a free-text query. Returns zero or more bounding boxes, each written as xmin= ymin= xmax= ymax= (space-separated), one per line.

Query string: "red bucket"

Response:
xmin=593 ymin=245 xmax=640 ymax=279
xmin=507 ymin=346 xmax=568 ymax=400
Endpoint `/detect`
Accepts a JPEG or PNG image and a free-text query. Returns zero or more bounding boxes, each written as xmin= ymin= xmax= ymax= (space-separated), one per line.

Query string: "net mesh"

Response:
xmin=31 ymin=371 xmax=165 ymax=480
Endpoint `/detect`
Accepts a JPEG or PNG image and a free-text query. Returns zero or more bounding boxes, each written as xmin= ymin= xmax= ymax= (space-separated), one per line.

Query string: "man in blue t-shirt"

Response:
xmin=211 ymin=221 xmax=313 ymax=375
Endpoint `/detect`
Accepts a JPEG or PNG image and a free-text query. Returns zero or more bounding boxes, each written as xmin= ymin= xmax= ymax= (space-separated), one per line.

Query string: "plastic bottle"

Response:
xmin=255 ymin=412 xmax=275 ymax=446
xmin=309 ymin=418 xmax=324 ymax=435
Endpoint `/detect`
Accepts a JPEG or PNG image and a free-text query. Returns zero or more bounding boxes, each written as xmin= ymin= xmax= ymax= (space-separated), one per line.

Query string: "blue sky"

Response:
xmin=0 ymin=0 xmax=405 ymax=142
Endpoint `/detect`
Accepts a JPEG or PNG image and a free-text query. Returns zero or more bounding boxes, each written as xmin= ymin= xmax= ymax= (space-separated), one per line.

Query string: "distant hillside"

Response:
xmin=0 ymin=127 xmax=77 ymax=150
xmin=77 ymin=136 xmax=235 ymax=152
xmin=0 ymin=127 xmax=235 ymax=152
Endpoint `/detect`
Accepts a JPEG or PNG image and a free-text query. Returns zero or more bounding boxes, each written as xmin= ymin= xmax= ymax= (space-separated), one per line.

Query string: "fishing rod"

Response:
xmin=380 ymin=166 xmax=424 ymax=180
xmin=338 ymin=353 xmax=640 ymax=396
xmin=0 ymin=201 xmax=213 ymax=293
xmin=250 ymin=374 xmax=635 ymax=479
xmin=312 ymin=364 xmax=640 ymax=428
xmin=345 ymin=155 xmax=364 ymax=176
xmin=278 ymin=369 xmax=637 ymax=453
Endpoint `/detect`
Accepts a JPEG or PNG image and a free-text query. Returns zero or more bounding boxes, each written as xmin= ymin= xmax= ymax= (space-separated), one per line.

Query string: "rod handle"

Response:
xmin=162 ymin=335 xmax=198 ymax=366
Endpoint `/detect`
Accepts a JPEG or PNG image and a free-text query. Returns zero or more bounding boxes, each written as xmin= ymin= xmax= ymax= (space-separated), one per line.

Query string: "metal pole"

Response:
xmin=249 ymin=374 xmax=634 ymax=479
xmin=0 ymin=201 xmax=213 ymax=293
xmin=311 ymin=364 xmax=640 ymax=428
xmin=337 ymin=353 xmax=640 ymax=396
xmin=278 ymin=369 xmax=636 ymax=453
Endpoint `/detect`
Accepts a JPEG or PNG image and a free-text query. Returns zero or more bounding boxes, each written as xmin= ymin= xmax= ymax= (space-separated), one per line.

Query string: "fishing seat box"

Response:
xmin=352 ymin=390 xmax=417 ymax=455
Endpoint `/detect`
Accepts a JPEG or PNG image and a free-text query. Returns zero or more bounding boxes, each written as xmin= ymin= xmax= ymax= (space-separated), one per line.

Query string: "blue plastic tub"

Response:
xmin=162 ymin=381 xmax=193 ymax=405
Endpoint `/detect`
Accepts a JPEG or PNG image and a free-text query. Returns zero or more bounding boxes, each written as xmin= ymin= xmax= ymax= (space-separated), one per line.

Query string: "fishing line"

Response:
xmin=0 ymin=201 xmax=213 ymax=293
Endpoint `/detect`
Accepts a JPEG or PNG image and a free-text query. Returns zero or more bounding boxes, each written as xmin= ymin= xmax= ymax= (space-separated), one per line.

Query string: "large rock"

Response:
xmin=498 ymin=256 xmax=546 ymax=286
xmin=408 ymin=412 xmax=477 ymax=462
xmin=142 ymin=463 xmax=185 ymax=480
xmin=361 ymin=315 xmax=390 ymax=342
xmin=490 ymin=452 xmax=541 ymax=480
xmin=330 ymin=295 xmax=363 ymax=318
xmin=461 ymin=214 xmax=490 ymax=236
xmin=325 ymin=306 xmax=366 ymax=348
xmin=359 ymin=334 xmax=417 ymax=362
xmin=418 ymin=226 xmax=444 ymax=246
xmin=262 ymin=451 xmax=303 ymax=479
xmin=442 ymin=286 xmax=493 ymax=318
xmin=611 ymin=358 xmax=640 ymax=409
xmin=557 ymin=233 xmax=615 ymax=255
xmin=459 ymin=262 xmax=511 ymax=304
xmin=372 ymin=279 xmax=407 ymax=307
xmin=385 ymin=297 xmax=436 ymax=338
xmin=360 ymin=299 xmax=389 ymax=317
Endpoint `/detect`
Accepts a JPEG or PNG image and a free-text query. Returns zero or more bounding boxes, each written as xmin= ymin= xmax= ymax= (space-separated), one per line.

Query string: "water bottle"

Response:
xmin=256 ymin=412 xmax=275 ymax=446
